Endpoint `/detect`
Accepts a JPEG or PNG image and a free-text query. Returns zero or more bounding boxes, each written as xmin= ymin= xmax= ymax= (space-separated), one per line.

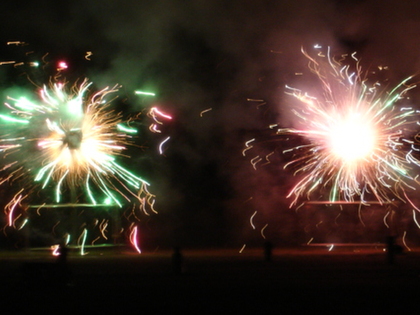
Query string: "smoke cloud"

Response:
xmin=1 ymin=0 xmax=420 ymax=248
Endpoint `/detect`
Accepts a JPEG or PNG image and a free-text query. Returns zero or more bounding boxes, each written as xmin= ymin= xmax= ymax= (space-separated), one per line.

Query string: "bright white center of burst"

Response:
xmin=329 ymin=116 xmax=376 ymax=162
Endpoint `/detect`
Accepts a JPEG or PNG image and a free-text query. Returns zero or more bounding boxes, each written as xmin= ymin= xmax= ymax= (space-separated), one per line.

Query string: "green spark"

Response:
xmin=117 ymin=124 xmax=137 ymax=134
xmin=14 ymin=97 xmax=38 ymax=111
xmin=86 ymin=173 xmax=97 ymax=205
xmin=135 ymin=90 xmax=155 ymax=96
xmin=56 ymin=170 xmax=69 ymax=203
xmin=0 ymin=114 xmax=29 ymax=124
xmin=80 ymin=229 xmax=88 ymax=255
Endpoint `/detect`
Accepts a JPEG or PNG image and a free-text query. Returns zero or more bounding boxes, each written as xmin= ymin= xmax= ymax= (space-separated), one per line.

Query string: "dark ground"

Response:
xmin=1 ymin=245 xmax=419 ymax=314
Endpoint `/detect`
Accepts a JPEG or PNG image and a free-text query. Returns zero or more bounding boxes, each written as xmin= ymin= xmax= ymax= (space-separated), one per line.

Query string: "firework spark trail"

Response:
xmin=148 ymin=106 xmax=173 ymax=155
xmin=148 ymin=106 xmax=172 ymax=133
xmin=78 ymin=228 xmax=88 ymax=255
xmin=278 ymin=46 xmax=420 ymax=207
xmin=129 ymin=224 xmax=141 ymax=253
xmin=0 ymin=78 xmax=156 ymax=227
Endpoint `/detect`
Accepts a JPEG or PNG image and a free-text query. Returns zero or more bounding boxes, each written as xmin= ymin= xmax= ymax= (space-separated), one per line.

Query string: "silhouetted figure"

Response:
xmin=264 ymin=241 xmax=273 ymax=262
xmin=386 ymin=236 xmax=403 ymax=264
xmin=386 ymin=236 xmax=395 ymax=264
xmin=56 ymin=242 xmax=72 ymax=286
xmin=172 ymin=246 xmax=184 ymax=274
xmin=56 ymin=242 xmax=69 ymax=265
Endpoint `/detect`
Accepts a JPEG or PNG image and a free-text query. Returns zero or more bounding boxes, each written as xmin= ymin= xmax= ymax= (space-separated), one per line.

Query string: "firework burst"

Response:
xmin=1 ymin=78 xmax=156 ymax=227
xmin=278 ymin=47 xmax=420 ymax=207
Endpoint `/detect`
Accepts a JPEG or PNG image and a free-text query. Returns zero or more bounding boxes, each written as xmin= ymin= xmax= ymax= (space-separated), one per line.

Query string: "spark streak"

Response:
xmin=79 ymin=228 xmax=88 ymax=255
xmin=200 ymin=108 xmax=212 ymax=117
xmin=130 ymin=225 xmax=141 ymax=253
xmin=158 ymin=136 xmax=171 ymax=155
xmin=250 ymin=211 xmax=257 ymax=229
xmin=135 ymin=90 xmax=156 ymax=96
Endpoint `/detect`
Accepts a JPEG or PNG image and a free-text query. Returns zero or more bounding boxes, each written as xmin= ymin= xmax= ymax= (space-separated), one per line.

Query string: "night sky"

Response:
xmin=1 ymin=0 xmax=420 ymax=249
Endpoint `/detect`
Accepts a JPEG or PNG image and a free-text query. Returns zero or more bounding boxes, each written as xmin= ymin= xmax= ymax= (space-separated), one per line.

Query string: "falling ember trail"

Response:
xmin=159 ymin=136 xmax=171 ymax=155
xmin=130 ymin=225 xmax=141 ymax=253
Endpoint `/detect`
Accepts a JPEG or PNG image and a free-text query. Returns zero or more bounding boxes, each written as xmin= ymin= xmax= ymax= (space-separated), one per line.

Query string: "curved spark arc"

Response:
xmin=1 ymin=78 xmax=156 ymax=225
xmin=148 ymin=106 xmax=173 ymax=155
xmin=280 ymin=47 xmax=420 ymax=207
